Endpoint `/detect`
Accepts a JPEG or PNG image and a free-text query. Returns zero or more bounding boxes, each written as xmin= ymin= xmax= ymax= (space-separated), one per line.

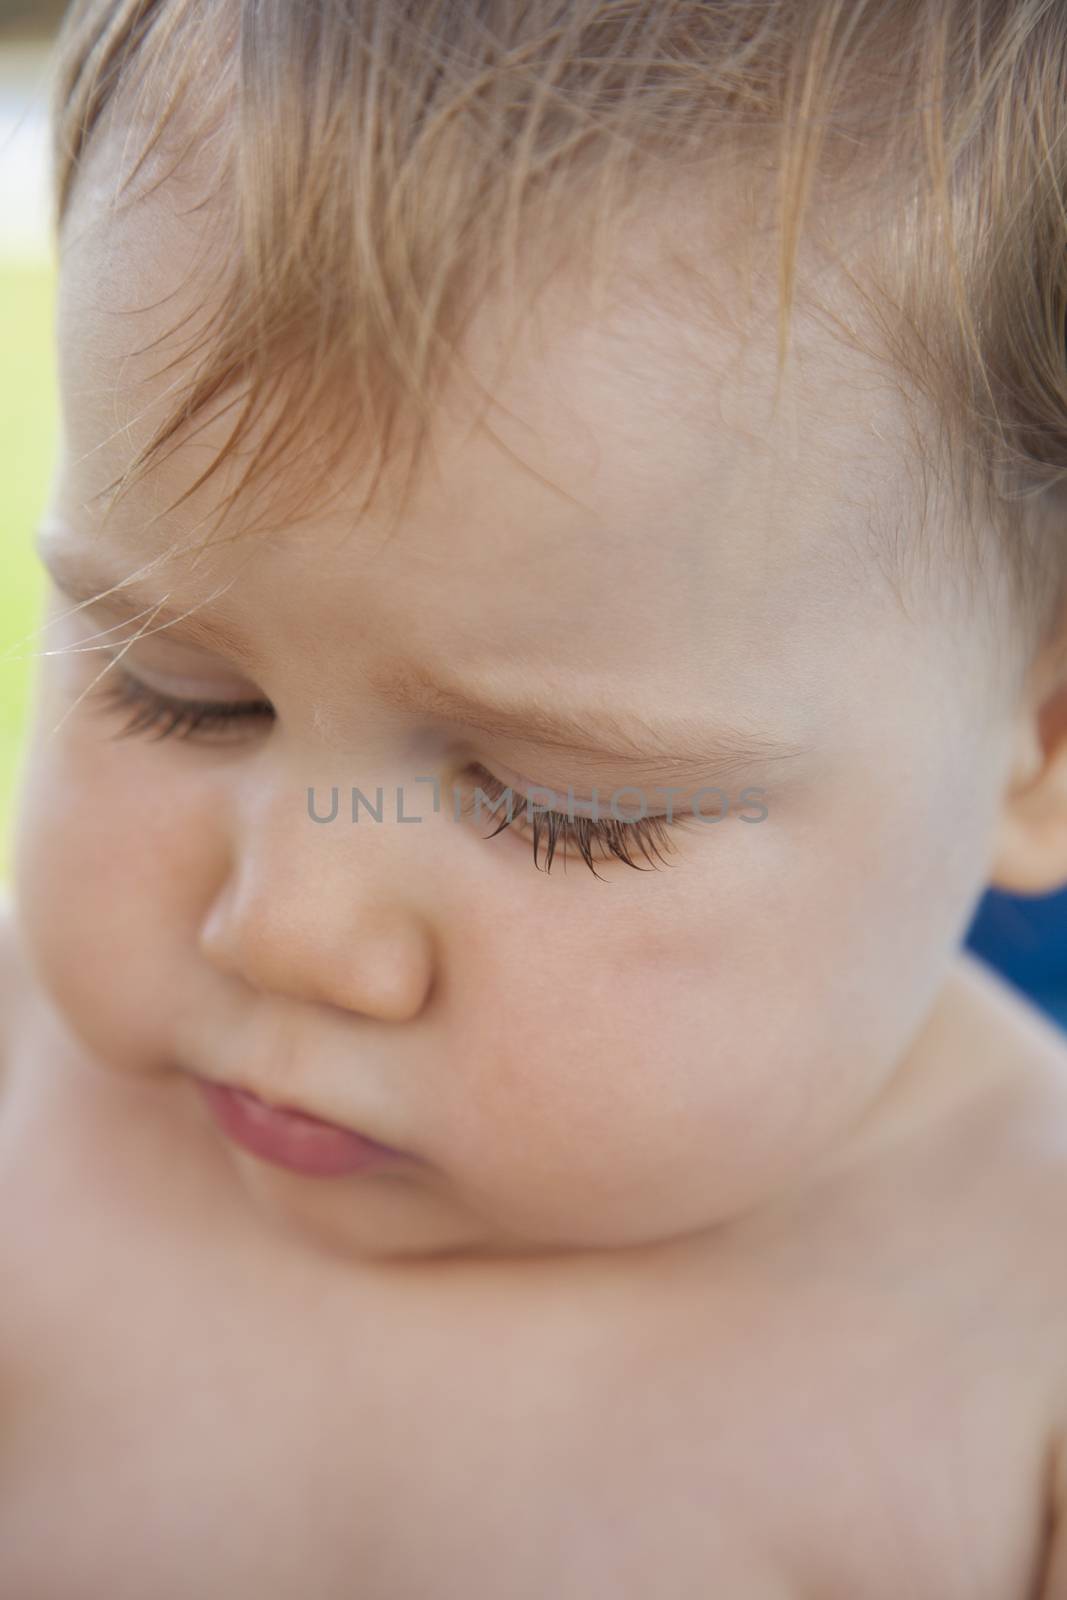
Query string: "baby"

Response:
xmin=3 ymin=1 xmax=1067 ymax=1595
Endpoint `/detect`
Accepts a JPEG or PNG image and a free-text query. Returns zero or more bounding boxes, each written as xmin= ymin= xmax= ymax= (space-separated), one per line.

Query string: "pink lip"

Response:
xmin=194 ymin=1080 xmax=407 ymax=1178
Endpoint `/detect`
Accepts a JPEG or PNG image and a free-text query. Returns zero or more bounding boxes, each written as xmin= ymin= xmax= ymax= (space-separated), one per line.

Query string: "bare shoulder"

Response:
xmin=843 ymin=952 xmax=1067 ymax=1381
xmin=955 ymin=956 xmax=1067 ymax=1468
xmin=925 ymin=948 xmax=1067 ymax=1131
xmin=951 ymin=952 xmax=1067 ymax=1236
xmin=827 ymin=952 xmax=1067 ymax=1597
xmin=833 ymin=948 xmax=1067 ymax=1212
xmin=963 ymin=952 xmax=1067 ymax=1158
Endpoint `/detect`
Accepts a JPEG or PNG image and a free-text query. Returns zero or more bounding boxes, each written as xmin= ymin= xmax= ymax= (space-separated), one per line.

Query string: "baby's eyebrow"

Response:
xmin=36 ymin=537 xmax=262 ymax=671
xmin=365 ymin=658 xmax=812 ymax=783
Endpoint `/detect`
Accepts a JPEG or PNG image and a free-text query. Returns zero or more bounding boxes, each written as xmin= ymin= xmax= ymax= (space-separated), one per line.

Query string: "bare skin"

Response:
xmin=3 ymin=896 xmax=1067 ymax=1600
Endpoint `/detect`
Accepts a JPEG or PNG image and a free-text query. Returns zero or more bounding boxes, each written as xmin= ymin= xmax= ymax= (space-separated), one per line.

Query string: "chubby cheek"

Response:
xmin=438 ymin=947 xmax=818 ymax=1247
xmin=432 ymin=771 xmax=993 ymax=1247
xmin=434 ymin=831 xmax=853 ymax=1245
xmin=12 ymin=691 xmax=214 ymax=1078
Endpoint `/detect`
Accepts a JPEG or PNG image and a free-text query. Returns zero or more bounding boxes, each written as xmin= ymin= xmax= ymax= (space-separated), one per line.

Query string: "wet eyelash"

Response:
xmin=90 ymin=667 xmax=275 ymax=742
xmin=459 ymin=764 xmax=687 ymax=881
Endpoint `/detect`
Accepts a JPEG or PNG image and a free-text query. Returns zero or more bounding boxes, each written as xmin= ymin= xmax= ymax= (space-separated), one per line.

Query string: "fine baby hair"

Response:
xmin=49 ymin=0 xmax=1067 ymax=667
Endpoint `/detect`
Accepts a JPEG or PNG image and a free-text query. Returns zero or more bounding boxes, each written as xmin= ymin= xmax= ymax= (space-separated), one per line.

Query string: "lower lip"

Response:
xmin=194 ymin=1080 xmax=406 ymax=1178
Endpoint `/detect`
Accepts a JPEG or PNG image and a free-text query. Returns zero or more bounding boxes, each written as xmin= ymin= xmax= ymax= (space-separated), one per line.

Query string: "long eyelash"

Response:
xmin=90 ymin=668 xmax=275 ymax=742
xmin=460 ymin=765 xmax=687 ymax=881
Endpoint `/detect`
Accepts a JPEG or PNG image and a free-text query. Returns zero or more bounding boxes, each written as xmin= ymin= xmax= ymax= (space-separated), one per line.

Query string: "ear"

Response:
xmin=988 ymin=650 xmax=1067 ymax=897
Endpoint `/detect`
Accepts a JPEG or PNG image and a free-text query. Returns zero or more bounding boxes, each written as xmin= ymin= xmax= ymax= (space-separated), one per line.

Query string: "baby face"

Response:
xmin=12 ymin=138 xmax=1027 ymax=1263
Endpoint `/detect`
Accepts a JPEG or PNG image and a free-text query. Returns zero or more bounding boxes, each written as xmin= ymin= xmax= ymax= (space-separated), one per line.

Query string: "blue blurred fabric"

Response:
xmin=963 ymin=884 xmax=1067 ymax=1032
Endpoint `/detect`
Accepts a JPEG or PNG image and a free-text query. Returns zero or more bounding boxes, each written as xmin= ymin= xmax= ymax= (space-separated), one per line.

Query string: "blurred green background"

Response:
xmin=0 ymin=20 xmax=60 ymax=884
xmin=0 ymin=264 xmax=54 ymax=884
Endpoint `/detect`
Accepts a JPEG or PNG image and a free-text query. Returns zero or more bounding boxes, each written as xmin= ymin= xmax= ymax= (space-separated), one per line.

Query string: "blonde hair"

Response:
xmin=50 ymin=0 xmax=1067 ymax=652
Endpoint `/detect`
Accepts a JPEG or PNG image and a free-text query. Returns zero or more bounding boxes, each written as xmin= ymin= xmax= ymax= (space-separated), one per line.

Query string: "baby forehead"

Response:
xmin=59 ymin=243 xmax=919 ymax=560
xmin=61 ymin=110 xmax=917 ymax=454
xmin=54 ymin=116 xmax=936 ymax=667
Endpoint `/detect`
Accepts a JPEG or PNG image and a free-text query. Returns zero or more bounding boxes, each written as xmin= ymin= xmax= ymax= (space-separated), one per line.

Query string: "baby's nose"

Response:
xmin=197 ymin=808 xmax=437 ymax=1023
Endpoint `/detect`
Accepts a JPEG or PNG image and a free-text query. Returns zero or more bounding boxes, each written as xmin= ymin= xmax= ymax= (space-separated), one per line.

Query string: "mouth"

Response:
xmin=191 ymin=1077 xmax=410 ymax=1179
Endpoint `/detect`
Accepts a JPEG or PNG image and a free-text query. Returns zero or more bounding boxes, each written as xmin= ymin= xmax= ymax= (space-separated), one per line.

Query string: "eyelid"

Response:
xmin=90 ymin=663 xmax=274 ymax=744
xmin=486 ymin=758 xmax=602 ymax=816
xmin=98 ymin=644 xmax=263 ymax=700
xmin=478 ymin=760 xmax=659 ymax=821
xmin=487 ymin=757 xmax=671 ymax=818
